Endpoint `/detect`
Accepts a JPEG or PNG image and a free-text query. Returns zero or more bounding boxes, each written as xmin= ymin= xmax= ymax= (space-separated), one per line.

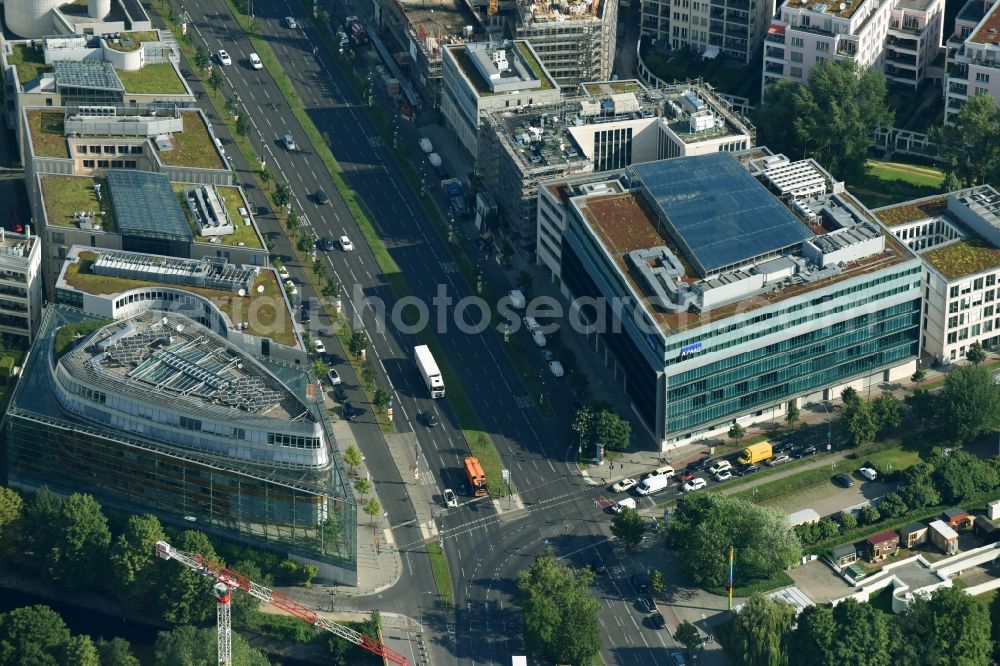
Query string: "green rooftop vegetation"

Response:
xmin=27 ymin=110 xmax=69 ymax=158
xmin=875 ymin=197 xmax=948 ymax=227
xmin=924 ymin=238 xmax=1000 ymax=280
xmin=583 ymin=80 xmax=642 ymax=95
xmin=515 ymin=43 xmax=554 ymax=91
xmin=116 ymin=62 xmax=186 ymax=95
xmin=453 ymin=43 xmax=554 ymax=96
xmin=155 ymin=111 xmax=226 ymax=170
xmin=40 ymin=175 xmax=117 ymax=231
xmin=104 ymin=31 xmax=160 ymax=53
xmin=63 ymin=251 xmax=296 ymax=347
xmin=171 ymin=183 xmax=262 ymax=249
xmin=8 ymin=44 xmax=52 ymax=86
xmin=54 ymin=319 xmax=112 ymax=359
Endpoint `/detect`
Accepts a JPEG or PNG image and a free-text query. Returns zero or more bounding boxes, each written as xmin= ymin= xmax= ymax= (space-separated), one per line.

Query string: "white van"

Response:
xmin=508 ymin=289 xmax=526 ymax=310
xmin=611 ymin=497 xmax=637 ymax=514
xmin=636 ymin=474 xmax=670 ymax=496
xmin=532 ymin=330 xmax=547 ymax=347
xmin=214 ymin=137 xmax=225 ymax=156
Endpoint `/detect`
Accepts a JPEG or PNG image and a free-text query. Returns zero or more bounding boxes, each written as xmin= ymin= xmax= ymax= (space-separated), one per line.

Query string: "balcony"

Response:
xmin=726 ymin=12 xmax=749 ymax=24
xmin=888 ymin=22 xmax=924 ymax=36
xmin=765 ymin=61 xmax=785 ymax=73
xmin=886 ymin=35 xmax=920 ymax=52
xmin=948 ymin=83 xmax=968 ymax=96
xmin=765 ymin=46 xmax=785 ymax=58
xmin=885 ymin=51 xmax=918 ymax=66
xmin=765 ymin=31 xmax=786 ymax=44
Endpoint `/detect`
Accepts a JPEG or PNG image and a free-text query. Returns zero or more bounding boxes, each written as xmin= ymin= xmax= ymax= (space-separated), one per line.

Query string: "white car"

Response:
xmin=532 ymin=330 xmax=547 ymax=347
xmin=249 ymin=52 xmax=263 ymax=69
xmin=714 ymin=470 xmax=733 ymax=482
xmin=339 ymin=236 xmax=355 ymax=251
xmin=708 ymin=459 xmax=732 ymax=475
xmin=314 ymin=339 xmax=326 ymax=354
xmin=645 ymin=465 xmax=675 ymax=480
xmin=611 ymin=478 xmax=638 ymax=493
xmin=523 ymin=316 xmax=542 ymax=332
xmin=443 ymin=488 xmax=458 ymax=508
xmin=217 ymin=49 xmax=232 ymax=66
xmin=682 ymin=478 xmax=707 ymax=492
xmin=282 ymin=134 xmax=298 ymax=151
xmin=284 ymin=16 xmax=299 ymax=28
xmin=548 ymin=360 xmax=564 ymax=377
xmin=327 ymin=368 xmax=341 ymax=386
xmin=611 ymin=497 xmax=637 ymax=514
xmin=859 ymin=467 xmax=878 ymax=481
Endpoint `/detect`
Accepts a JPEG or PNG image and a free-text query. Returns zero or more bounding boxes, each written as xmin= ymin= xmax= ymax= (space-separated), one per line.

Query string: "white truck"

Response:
xmin=428 ymin=152 xmax=442 ymax=168
xmin=414 ymin=345 xmax=445 ymax=398
xmin=419 ymin=137 xmax=433 ymax=154
xmin=636 ymin=473 xmax=671 ymax=496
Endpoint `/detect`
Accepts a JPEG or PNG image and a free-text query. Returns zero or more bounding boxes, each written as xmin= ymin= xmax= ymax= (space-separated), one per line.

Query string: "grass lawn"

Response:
xmin=860 ymin=445 xmax=922 ymax=474
xmin=105 ymin=30 xmax=160 ymax=52
xmin=27 ymin=110 xmax=69 ymax=158
xmin=54 ymin=319 xmax=111 ymax=358
xmin=867 ymin=160 xmax=945 ymax=189
xmin=735 ymin=464 xmax=845 ymax=504
xmin=156 ymin=111 xmax=225 ymax=169
xmin=116 ymin=62 xmax=187 ymax=94
xmin=847 ymin=160 xmax=944 ymax=208
xmin=40 ymin=175 xmax=116 ymax=230
xmin=705 ymin=570 xmax=794 ymax=597
xmin=172 ymin=184 xmax=262 ymax=249
xmin=9 ymin=44 xmax=51 ymax=85
xmin=868 ymin=585 xmax=896 ymax=614
xmin=426 ymin=542 xmax=454 ymax=609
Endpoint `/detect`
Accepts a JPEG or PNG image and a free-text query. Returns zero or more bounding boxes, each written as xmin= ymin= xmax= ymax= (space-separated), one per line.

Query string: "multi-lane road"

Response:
xmin=167 ymin=0 xmax=689 ymax=662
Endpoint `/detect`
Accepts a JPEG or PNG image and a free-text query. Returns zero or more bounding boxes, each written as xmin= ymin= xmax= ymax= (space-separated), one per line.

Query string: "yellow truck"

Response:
xmin=737 ymin=441 xmax=772 ymax=465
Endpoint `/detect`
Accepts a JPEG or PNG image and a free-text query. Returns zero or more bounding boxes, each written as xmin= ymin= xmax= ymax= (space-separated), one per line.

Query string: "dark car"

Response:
xmin=794 ymin=445 xmax=818 ymax=458
xmin=333 ymin=385 xmax=348 ymax=403
xmin=315 ymin=188 xmax=330 ymax=205
xmin=636 ymin=597 xmax=655 ymax=613
xmin=651 ymin=612 xmax=667 ymax=630
xmin=735 ymin=463 xmax=759 ymax=477
xmin=632 ymin=573 xmax=650 ymax=593
xmin=319 ymin=237 xmax=337 ymax=251
xmin=300 ymin=302 xmax=311 ymax=323
xmin=419 ymin=410 xmax=439 ymax=427
xmin=833 ymin=473 xmax=855 ymax=488
xmin=590 ymin=560 xmax=607 ymax=576
xmin=342 ymin=401 xmax=357 ymax=421
xmin=688 ymin=457 xmax=712 ymax=471
xmin=774 ymin=441 xmax=796 ymax=454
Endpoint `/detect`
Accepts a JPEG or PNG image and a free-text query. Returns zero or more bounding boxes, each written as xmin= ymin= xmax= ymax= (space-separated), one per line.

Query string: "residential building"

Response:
xmin=441 ymin=40 xmax=561 ymax=158
xmin=832 ymin=543 xmax=859 ymax=566
xmin=900 ymin=522 xmax=929 ymax=548
xmin=641 ymin=0 xmax=773 ymax=64
xmin=375 ymin=0 xmax=616 ymax=107
xmin=0 ymin=230 xmax=42 ymax=342
xmin=943 ymin=507 xmax=974 ymax=528
xmin=873 ymin=186 xmax=1000 ymax=363
xmin=866 ymin=529 xmax=901 ymax=561
xmin=536 ymin=150 xmax=921 ymax=449
xmin=4 ymin=0 xmax=153 ymax=40
xmin=762 ymin=0 xmax=945 ymax=94
xmin=5 ymin=302 xmax=354 ymax=582
xmin=943 ymin=0 xmax=1000 ymax=122
xmin=480 ymin=80 xmax=753 ymax=253
xmin=928 ymin=520 xmax=959 ymax=554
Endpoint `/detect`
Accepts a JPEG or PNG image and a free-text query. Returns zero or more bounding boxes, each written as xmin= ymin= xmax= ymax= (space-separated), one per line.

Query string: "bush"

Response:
xmin=818 ymin=518 xmax=841 ymax=541
xmin=878 ymin=492 xmax=909 ymax=519
xmin=859 ymin=504 xmax=881 ymax=526
xmin=839 ymin=511 xmax=858 ymax=530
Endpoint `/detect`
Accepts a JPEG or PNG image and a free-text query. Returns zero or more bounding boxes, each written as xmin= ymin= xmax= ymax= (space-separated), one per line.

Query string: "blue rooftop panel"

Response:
xmin=629 ymin=153 xmax=814 ymax=276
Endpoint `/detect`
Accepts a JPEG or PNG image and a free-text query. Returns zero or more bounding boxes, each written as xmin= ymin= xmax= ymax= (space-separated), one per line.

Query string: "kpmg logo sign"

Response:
xmin=680 ymin=341 xmax=703 ymax=356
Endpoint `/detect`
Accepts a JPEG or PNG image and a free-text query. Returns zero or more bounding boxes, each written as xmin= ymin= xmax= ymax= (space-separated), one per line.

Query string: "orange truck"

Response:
xmin=464 ymin=456 xmax=488 ymax=497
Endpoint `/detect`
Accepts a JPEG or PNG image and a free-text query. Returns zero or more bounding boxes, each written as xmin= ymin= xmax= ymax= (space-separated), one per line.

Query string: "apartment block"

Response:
xmin=479 ymin=80 xmax=753 ymax=253
xmin=874 ymin=187 xmax=1000 ymax=362
xmin=944 ymin=0 xmax=1000 ymax=122
xmin=641 ymin=0 xmax=773 ymax=64
xmin=0 ymin=231 xmax=42 ymax=342
xmin=762 ymin=0 xmax=944 ymax=93
xmin=537 ymin=151 xmax=920 ymax=448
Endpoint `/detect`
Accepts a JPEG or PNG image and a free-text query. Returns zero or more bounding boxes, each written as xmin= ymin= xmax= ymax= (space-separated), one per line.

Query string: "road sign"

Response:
xmin=501 ymin=469 xmax=510 ymax=484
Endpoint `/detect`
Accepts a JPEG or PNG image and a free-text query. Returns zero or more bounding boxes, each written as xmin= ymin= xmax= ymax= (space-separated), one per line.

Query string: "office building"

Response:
xmin=0 ymin=230 xmax=42 ymax=341
xmin=874 ymin=186 xmax=1000 ymax=362
xmin=640 ymin=0 xmax=773 ymax=64
xmin=6 ymin=300 xmax=354 ymax=581
xmin=479 ymin=81 xmax=753 ymax=252
xmin=537 ymin=151 xmax=921 ymax=449
xmin=442 ymin=40 xmax=561 ymax=157
xmin=762 ymin=0 xmax=945 ymax=93
xmin=3 ymin=0 xmax=153 ymax=39
xmin=943 ymin=0 xmax=1000 ymax=122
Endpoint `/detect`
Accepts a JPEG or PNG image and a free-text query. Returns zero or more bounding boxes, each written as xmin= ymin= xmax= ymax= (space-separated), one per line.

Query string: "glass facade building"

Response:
xmin=5 ymin=306 xmax=357 ymax=582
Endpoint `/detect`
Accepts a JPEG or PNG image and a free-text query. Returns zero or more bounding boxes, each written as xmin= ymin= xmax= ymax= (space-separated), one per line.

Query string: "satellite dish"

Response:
xmin=238 ymin=288 xmax=246 ymax=297
xmin=176 ymin=324 xmax=184 ymax=333
xmin=257 ymin=285 xmax=265 ymax=294
xmin=839 ymin=2 xmax=846 ymax=9
xmin=161 ymin=317 xmax=168 ymax=325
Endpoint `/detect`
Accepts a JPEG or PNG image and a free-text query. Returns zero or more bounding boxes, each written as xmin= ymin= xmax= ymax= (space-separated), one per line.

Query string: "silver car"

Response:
xmin=282 ymin=134 xmax=297 ymax=151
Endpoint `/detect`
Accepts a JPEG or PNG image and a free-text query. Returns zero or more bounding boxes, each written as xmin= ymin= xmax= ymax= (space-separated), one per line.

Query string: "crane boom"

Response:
xmin=155 ymin=541 xmax=409 ymax=666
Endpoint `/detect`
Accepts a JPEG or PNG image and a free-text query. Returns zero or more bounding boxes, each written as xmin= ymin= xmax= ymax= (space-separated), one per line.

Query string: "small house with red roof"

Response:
xmin=865 ymin=530 xmax=900 ymax=562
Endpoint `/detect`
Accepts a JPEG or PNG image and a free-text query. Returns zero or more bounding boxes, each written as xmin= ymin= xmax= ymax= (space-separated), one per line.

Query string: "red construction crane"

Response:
xmin=155 ymin=541 xmax=409 ymax=666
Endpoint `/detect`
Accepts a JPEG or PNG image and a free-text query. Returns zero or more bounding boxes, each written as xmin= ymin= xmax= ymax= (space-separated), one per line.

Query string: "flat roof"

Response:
xmin=874 ymin=196 xmax=947 ymax=227
xmin=40 ymin=175 xmax=118 ymax=232
xmin=783 ymin=0 xmax=866 ymax=21
xmin=53 ymin=60 xmax=124 ymax=92
xmin=630 ymin=153 xmax=814 ymax=276
xmin=106 ymin=171 xmax=193 ymax=242
xmin=172 ymin=183 xmax=263 ymax=249
xmin=26 ymin=109 xmax=69 ymax=159
xmin=970 ymin=2 xmax=1000 ymax=44
xmin=450 ymin=41 xmax=555 ymax=95
xmin=154 ymin=111 xmax=226 ymax=170
xmin=958 ymin=0 xmax=992 ymax=25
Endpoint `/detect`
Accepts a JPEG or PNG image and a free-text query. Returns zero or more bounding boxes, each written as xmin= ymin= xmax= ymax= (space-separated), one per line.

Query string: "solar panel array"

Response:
xmin=219 ymin=377 xmax=284 ymax=412
xmin=104 ymin=328 xmax=170 ymax=366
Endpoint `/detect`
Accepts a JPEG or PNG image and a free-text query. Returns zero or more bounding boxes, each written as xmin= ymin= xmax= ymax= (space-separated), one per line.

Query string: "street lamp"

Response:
xmin=824 ymin=400 xmax=833 ymax=452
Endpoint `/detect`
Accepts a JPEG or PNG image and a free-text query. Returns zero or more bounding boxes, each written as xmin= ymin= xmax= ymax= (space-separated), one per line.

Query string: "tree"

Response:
xmin=108 ymin=513 xmax=166 ymax=609
xmin=572 ymin=404 xmax=596 ymax=445
xmin=207 ymin=67 xmax=225 ymax=94
xmin=933 ymin=450 xmax=999 ymax=504
xmin=23 ymin=486 xmax=63 ymax=558
xmin=95 ymin=638 xmax=140 ymax=666
xmin=225 ymin=95 xmax=240 ymax=117
xmin=858 ymin=504 xmax=881 ymax=526
xmin=313 ymin=259 xmax=327 ymax=278
xmin=650 ymin=569 xmax=665 ymax=595
xmin=876 ymin=492 xmax=908 ymax=519
xmin=361 ymin=359 xmax=377 ymax=387
xmin=871 ymin=393 xmax=902 ymax=435
xmin=674 ymin=620 xmax=703 ymax=655
xmin=838 ymin=511 xmax=857 ymax=530
xmin=939 ymin=361 xmax=1000 ymax=444
xmin=343 ymin=444 xmax=362 ymax=475
xmin=817 ymin=518 xmax=840 ymax=541
xmin=0 ymin=605 xmax=73 ymax=666
xmin=323 ymin=275 xmax=340 ymax=298
xmin=898 ymin=462 xmax=941 ymax=509
xmin=911 ymin=368 xmax=927 ymax=383
xmin=154 ymin=625 xmax=271 ymax=666
xmin=272 ymin=181 xmax=291 ymax=208
xmin=788 ymin=604 xmax=836 ymax=666
xmin=235 ymin=113 xmax=251 ymax=138
xmin=843 ymin=400 xmax=877 ymax=447
xmin=967 ymin=341 xmax=988 ymax=365
xmin=64 ymin=634 xmax=99 ymax=666
xmin=897 ymin=585 xmax=991 ymax=666
xmin=729 ymin=594 xmax=794 ymax=666
xmin=0 ymin=486 xmax=23 ymax=539
xmin=728 ymin=422 xmax=746 ymax=444
xmin=47 ymin=493 xmax=112 ymax=591
xmin=754 ymin=79 xmax=820 ymax=160
xmin=611 ymin=507 xmax=645 ymax=552
xmin=373 ymin=386 xmax=391 ymax=413
xmin=592 ymin=409 xmax=631 ymax=451
xmin=348 ymin=331 xmax=367 ymax=358
xmin=990 ymin=589 xmax=1000 ymax=663
xmin=297 ymin=234 xmax=314 ymax=253
xmin=354 ymin=478 xmax=372 ymax=497
xmin=516 ymin=548 xmax=602 ymax=665
xmin=841 ymin=386 xmax=860 ymax=406
xmin=258 ymin=166 xmax=272 ymax=190
xmin=156 ymin=530 xmax=219 ymax=626
xmin=668 ymin=494 xmax=801 ymax=589
xmin=285 ymin=208 xmax=301 ymax=235
xmin=827 ymin=599 xmax=891 ymax=666
xmin=194 ymin=46 xmax=210 ymax=71
xmin=904 ymin=387 xmax=940 ymax=436
xmin=785 ymin=402 xmax=800 ymax=425
xmin=363 ymin=497 xmax=381 ymax=526
xmin=930 ymin=93 xmax=1000 ymax=186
